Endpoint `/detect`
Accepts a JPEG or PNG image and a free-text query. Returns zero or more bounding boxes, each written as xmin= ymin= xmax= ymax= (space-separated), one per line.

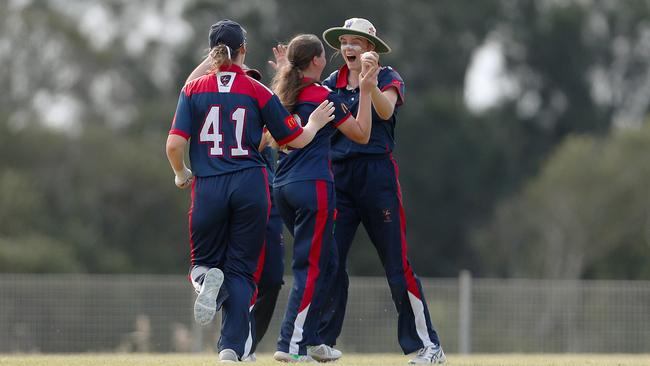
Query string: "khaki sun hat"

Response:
xmin=323 ymin=18 xmax=391 ymax=54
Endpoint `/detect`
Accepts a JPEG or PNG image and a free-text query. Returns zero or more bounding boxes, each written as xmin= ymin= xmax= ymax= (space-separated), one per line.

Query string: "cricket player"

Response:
xmin=319 ymin=18 xmax=447 ymax=364
xmin=165 ymin=19 xmax=334 ymax=362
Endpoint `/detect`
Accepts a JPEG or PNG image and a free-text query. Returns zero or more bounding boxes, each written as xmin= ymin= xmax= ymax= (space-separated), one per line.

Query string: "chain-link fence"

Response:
xmin=1 ymin=273 xmax=649 ymax=353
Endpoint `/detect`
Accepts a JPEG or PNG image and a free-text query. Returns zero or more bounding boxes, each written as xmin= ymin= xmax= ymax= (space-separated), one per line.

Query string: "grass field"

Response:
xmin=1 ymin=353 xmax=650 ymax=366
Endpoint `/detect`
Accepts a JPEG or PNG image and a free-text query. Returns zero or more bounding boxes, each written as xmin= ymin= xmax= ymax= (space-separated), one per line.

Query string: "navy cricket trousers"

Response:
xmin=274 ymin=180 xmax=338 ymax=355
xmin=249 ymin=194 xmax=285 ymax=353
xmin=319 ymin=154 xmax=441 ymax=354
xmin=189 ymin=167 xmax=271 ymax=357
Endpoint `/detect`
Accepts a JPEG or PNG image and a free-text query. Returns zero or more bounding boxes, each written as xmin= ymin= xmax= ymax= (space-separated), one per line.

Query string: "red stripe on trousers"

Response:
xmin=298 ymin=180 xmax=328 ymax=312
xmin=189 ymin=178 xmax=197 ymax=264
xmin=250 ymin=242 xmax=266 ymax=306
xmin=389 ymin=154 xmax=422 ymax=299
xmin=251 ymin=167 xmax=272 ymax=306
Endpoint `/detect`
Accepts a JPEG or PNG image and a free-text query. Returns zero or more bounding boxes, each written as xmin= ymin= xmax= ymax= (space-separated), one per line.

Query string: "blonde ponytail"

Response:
xmin=209 ymin=44 xmax=238 ymax=73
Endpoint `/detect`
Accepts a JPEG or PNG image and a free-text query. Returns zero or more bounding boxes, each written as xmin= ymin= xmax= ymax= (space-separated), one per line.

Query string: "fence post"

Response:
xmin=458 ymin=270 xmax=472 ymax=354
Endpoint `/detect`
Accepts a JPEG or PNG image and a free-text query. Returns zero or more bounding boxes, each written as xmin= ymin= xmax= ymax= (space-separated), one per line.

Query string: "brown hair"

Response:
xmin=208 ymin=44 xmax=241 ymax=73
xmin=271 ymin=34 xmax=324 ymax=113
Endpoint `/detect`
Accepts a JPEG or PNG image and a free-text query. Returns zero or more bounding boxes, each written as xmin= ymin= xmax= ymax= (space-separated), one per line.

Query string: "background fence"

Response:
xmin=1 ymin=273 xmax=649 ymax=354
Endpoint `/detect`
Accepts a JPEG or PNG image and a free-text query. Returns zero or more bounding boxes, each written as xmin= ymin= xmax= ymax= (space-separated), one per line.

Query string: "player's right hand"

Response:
xmin=360 ymin=64 xmax=380 ymax=93
xmin=174 ymin=167 xmax=193 ymax=189
xmin=268 ymin=44 xmax=289 ymax=71
xmin=308 ymin=100 xmax=336 ymax=129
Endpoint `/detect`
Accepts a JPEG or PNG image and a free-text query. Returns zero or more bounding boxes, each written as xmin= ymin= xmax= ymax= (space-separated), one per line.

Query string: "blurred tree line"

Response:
xmin=1 ymin=0 xmax=650 ymax=279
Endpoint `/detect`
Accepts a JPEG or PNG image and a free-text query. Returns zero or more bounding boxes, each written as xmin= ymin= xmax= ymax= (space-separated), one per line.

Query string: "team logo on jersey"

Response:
xmin=382 ymin=208 xmax=392 ymax=223
xmin=217 ymin=72 xmax=236 ymax=93
xmin=284 ymin=114 xmax=299 ymax=129
xmin=220 ymin=74 xmax=232 ymax=86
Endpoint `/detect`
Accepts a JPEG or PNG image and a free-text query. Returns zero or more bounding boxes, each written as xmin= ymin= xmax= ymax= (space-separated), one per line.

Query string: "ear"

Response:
xmin=312 ymin=55 xmax=325 ymax=68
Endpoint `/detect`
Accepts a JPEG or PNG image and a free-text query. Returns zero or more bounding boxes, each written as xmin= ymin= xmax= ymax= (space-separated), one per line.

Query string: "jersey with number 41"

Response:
xmin=169 ymin=64 xmax=303 ymax=177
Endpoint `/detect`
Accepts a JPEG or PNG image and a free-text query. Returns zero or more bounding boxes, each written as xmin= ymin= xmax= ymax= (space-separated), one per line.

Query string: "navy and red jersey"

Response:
xmin=169 ymin=64 xmax=303 ymax=177
xmin=273 ymin=82 xmax=351 ymax=187
xmin=323 ymin=64 xmax=405 ymax=161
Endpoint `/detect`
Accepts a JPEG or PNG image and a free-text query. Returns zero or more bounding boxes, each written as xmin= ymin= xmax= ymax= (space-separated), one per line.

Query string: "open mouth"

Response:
xmin=345 ymin=55 xmax=357 ymax=63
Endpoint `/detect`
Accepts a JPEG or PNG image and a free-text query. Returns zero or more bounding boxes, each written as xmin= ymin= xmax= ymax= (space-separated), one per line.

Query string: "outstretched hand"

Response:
xmin=308 ymin=100 xmax=336 ymax=129
xmin=268 ymin=44 xmax=289 ymax=71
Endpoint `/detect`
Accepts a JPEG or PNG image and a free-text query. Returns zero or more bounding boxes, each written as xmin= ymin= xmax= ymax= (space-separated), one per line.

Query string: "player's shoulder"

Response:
xmin=183 ymin=73 xmax=217 ymax=96
xmin=298 ymin=83 xmax=330 ymax=104
xmin=379 ymin=65 xmax=403 ymax=81
xmin=245 ymin=75 xmax=274 ymax=97
xmin=322 ymin=70 xmax=339 ymax=88
xmin=231 ymin=73 xmax=275 ymax=107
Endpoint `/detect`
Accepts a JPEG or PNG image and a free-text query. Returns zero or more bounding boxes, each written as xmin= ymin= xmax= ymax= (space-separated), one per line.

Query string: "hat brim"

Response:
xmin=322 ymin=27 xmax=391 ymax=54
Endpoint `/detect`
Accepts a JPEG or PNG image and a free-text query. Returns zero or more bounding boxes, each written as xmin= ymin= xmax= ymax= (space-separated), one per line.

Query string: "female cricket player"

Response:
xmin=185 ymin=62 xmax=285 ymax=362
xmin=165 ymin=19 xmax=334 ymax=362
xmin=270 ymin=34 xmax=378 ymax=363
xmin=318 ymin=18 xmax=447 ymax=364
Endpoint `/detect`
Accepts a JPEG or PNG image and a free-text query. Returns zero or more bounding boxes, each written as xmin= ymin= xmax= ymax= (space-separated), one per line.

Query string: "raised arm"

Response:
xmin=185 ymin=56 xmax=211 ymax=84
xmin=362 ymin=52 xmax=399 ymax=120
xmin=336 ymin=63 xmax=379 ymax=144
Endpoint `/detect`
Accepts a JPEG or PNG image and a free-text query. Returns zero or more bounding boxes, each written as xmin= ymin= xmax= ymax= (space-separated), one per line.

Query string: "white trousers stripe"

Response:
xmin=243 ymin=304 xmax=255 ymax=358
xmin=289 ymin=304 xmax=310 ymax=354
xmin=408 ymin=291 xmax=434 ymax=348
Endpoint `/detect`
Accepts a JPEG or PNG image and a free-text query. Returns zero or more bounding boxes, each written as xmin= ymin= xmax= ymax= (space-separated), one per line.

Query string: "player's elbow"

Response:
xmin=166 ymin=135 xmax=187 ymax=157
xmin=349 ymin=132 xmax=370 ymax=144
xmin=376 ymin=108 xmax=394 ymax=120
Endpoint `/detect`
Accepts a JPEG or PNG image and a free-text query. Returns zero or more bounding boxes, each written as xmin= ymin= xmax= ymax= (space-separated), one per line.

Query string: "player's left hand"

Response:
xmin=268 ymin=44 xmax=289 ymax=71
xmin=174 ymin=167 xmax=193 ymax=189
xmin=361 ymin=51 xmax=379 ymax=68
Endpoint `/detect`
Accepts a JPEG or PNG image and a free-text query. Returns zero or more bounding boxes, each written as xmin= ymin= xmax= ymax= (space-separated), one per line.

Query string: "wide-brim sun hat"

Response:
xmin=323 ymin=18 xmax=391 ymax=54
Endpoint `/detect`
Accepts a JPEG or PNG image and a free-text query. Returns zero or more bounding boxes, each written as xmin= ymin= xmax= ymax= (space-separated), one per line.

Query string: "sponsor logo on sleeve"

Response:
xmin=284 ymin=114 xmax=299 ymax=129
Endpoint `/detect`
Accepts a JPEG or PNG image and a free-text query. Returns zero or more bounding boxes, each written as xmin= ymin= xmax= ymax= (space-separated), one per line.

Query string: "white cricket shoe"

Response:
xmin=273 ymin=351 xmax=317 ymax=363
xmin=219 ymin=348 xmax=239 ymax=363
xmin=194 ymin=268 xmax=224 ymax=325
xmin=408 ymin=344 xmax=446 ymax=364
xmin=307 ymin=344 xmax=342 ymax=362
xmin=241 ymin=353 xmax=256 ymax=362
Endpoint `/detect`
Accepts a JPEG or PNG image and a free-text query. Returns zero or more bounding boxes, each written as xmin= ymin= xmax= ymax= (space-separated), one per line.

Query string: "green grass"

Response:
xmin=1 ymin=353 xmax=650 ymax=366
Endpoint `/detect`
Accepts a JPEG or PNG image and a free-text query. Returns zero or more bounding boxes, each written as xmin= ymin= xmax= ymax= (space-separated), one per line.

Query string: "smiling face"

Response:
xmin=339 ymin=35 xmax=374 ymax=72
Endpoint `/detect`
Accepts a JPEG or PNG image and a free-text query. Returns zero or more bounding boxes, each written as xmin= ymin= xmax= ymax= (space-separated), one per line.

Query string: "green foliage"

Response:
xmin=473 ymin=124 xmax=650 ymax=279
xmin=0 ymin=235 xmax=83 ymax=273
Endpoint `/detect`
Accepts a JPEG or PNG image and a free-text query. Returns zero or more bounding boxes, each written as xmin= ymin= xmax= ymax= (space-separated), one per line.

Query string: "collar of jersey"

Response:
xmin=335 ymin=63 xmax=383 ymax=90
xmin=335 ymin=64 xmax=350 ymax=89
xmin=218 ymin=63 xmax=245 ymax=74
